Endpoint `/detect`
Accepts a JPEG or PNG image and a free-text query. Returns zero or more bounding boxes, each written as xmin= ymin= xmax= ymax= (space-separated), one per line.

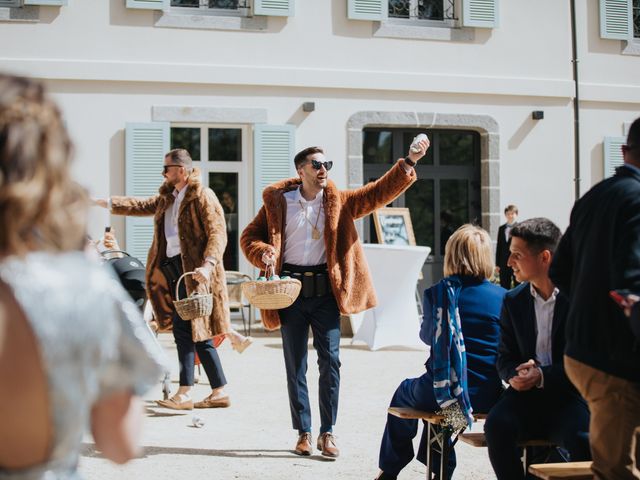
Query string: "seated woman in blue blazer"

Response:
xmin=374 ymin=224 xmax=506 ymax=480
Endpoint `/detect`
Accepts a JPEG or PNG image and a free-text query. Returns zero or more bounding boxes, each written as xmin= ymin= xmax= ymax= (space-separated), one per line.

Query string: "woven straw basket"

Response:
xmin=173 ymin=271 xmax=213 ymax=321
xmin=242 ymin=265 xmax=301 ymax=310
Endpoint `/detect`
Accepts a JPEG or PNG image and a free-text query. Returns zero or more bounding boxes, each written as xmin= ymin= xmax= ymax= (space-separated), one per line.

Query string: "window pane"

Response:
xmin=388 ymin=0 xmax=410 ymax=18
xmin=405 ymin=179 xmax=434 ymax=250
xmin=439 ymin=131 xmax=475 ymax=166
xmin=440 ymin=179 xmax=468 ymax=254
xmin=171 ymin=128 xmax=201 ymax=161
xmin=418 ymin=0 xmax=444 ymax=20
xmin=171 ymin=0 xmax=199 ymax=6
xmin=209 ymin=0 xmax=238 ymax=7
xmin=363 ymin=131 xmax=393 ymax=164
xmin=209 ymin=172 xmax=239 ymax=271
xmin=634 ymin=0 xmax=640 ymax=38
xmin=403 ymin=131 xmax=433 ymax=165
xmin=208 ymin=128 xmax=241 ymax=162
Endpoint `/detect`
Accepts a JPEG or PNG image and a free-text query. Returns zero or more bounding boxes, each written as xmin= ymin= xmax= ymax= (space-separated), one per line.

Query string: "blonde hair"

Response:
xmin=0 ymin=74 xmax=87 ymax=256
xmin=443 ymin=224 xmax=494 ymax=279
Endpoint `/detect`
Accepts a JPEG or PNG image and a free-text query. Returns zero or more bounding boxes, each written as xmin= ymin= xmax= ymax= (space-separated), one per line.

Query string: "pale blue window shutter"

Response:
xmin=348 ymin=0 xmax=387 ymax=21
xmin=24 ymin=0 xmax=68 ymax=5
xmin=125 ymin=0 xmax=167 ymax=10
xmin=0 ymin=0 xmax=21 ymax=7
xmin=462 ymin=0 xmax=498 ymax=28
xmin=253 ymin=124 xmax=296 ymax=213
xmin=125 ymin=122 xmax=169 ymax=264
xmin=603 ymin=136 xmax=625 ymax=178
xmin=254 ymin=0 xmax=294 ymax=16
xmin=600 ymin=0 xmax=632 ymax=40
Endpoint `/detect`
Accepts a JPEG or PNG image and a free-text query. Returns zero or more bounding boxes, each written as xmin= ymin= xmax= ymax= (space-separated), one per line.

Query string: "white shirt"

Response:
xmin=282 ymin=187 xmax=326 ymax=266
xmin=505 ymin=223 xmax=514 ymax=242
xmin=164 ymin=186 xmax=187 ymax=258
xmin=530 ymin=284 xmax=558 ymax=368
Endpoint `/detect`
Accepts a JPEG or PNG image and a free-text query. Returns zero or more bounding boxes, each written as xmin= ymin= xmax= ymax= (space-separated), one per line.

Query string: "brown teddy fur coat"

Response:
xmin=240 ymin=159 xmax=416 ymax=330
xmin=111 ymin=168 xmax=230 ymax=341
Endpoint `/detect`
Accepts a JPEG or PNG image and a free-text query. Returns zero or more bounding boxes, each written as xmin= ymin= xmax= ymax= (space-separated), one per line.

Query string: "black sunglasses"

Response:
xmin=163 ymin=164 xmax=183 ymax=173
xmin=310 ymin=159 xmax=333 ymax=171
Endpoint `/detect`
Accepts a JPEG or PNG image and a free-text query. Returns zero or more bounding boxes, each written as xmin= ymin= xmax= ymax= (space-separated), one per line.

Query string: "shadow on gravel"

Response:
xmin=81 ymin=443 xmax=333 ymax=461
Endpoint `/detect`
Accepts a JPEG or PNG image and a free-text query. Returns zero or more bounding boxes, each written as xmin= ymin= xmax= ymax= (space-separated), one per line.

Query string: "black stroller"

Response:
xmin=101 ymin=250 xmax=172 ymax=400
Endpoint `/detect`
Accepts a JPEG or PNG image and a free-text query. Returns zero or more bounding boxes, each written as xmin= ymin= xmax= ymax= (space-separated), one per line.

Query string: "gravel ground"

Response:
xmin=78 ymin=325 xmax=497 ymax=480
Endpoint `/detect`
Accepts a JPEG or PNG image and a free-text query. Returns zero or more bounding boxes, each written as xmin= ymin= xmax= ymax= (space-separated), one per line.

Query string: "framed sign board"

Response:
xmin=373 ymin=207 xmax=416 ymax=246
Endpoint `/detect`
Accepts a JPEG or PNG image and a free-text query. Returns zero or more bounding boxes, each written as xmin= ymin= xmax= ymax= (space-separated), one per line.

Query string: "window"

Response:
xmin=388 ymin=0 xmax=455 ymax=23
xmin=170 ymin=125 xmax=249 ymax=272
xmin=363 ymin=127 xmax=480 ymax=284
xmin=634 ymin=0 xmax=640 ymax=38
xmin=170 ymin=0 xmax=250 ymax=16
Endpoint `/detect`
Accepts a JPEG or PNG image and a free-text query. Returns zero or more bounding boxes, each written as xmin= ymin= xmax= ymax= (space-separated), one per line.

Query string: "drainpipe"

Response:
xmin=570 ymin=0 xmax=581 ymax=200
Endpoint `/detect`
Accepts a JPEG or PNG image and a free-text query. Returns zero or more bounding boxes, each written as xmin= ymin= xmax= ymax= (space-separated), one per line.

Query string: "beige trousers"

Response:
xmin=565 ymin=356 xmax=640 ymax=480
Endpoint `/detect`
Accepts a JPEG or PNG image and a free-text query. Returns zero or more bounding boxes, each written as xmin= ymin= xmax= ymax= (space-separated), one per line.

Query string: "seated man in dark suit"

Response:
xmin=484 ymin=218 xmax=591 ymax=480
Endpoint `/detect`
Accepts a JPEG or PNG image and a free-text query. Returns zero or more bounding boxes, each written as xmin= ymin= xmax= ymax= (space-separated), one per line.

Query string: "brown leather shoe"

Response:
xmin=317 ymin=432 xmax=339 ymax=458
xmin=294 ymin=432 xmax=313 ymax=456
xmin=194 ymin=395 xmax=231 ymax=408
xmin=156 ymin=395 xmax=194 ymax=410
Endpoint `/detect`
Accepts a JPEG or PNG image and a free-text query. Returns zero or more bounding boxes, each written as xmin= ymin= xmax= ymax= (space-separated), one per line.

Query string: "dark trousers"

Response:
xmin=484 ymin=387 xmax=591 ymax=480
xmin=171 ymin=267 xmax=226 ymax=389
xmin=279 ymin=293 xmax=341 ymax=434
xmin=378 ymin=373 xmax=456 ymax=479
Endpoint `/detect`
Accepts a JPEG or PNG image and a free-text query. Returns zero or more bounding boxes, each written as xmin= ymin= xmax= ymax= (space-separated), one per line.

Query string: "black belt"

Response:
xmin=281 ymin=263 xmax=329 ymax=298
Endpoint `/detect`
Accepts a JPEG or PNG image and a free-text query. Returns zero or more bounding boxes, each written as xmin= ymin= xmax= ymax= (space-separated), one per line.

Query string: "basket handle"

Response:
xmin=264 ymin=263 xmax=275 ymax=279
xmin=175 ymin=271 xmax=210 ymax=301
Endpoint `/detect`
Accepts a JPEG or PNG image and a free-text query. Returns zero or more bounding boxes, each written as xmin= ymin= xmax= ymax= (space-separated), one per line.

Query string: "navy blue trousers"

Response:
xmin=484 ymin=388 xmax=591 ymax=480
xmin=378 ymin=373 xmax=456 ymax=479
xmin=279 ymin=293 xmax=341 ymax=434
xmin=171 ymin=279 xmax=226 ymax=388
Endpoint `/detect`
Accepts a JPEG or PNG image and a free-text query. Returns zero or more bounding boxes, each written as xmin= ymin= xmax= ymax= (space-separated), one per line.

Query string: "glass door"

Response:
xmin=170 ymin=124 xmax=252 ymax=274
xmin=363 ymin=128 xmax=481 ymax=288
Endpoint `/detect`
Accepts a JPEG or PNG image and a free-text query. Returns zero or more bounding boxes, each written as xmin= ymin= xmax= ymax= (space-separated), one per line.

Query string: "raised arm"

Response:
xmin=343 ymin=160 xmax=417 ymax=220
xmin=110 ymin=195 xmax=160 ymax=217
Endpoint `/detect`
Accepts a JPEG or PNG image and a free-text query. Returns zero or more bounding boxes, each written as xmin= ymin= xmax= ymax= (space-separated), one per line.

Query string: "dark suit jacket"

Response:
xmin=495 ymin=223 xmax=514 ymax=270
xmin=497 ymin=282 xmax=577 ymax=395
xmin=550 ymin=164 xmax=640 ymax=382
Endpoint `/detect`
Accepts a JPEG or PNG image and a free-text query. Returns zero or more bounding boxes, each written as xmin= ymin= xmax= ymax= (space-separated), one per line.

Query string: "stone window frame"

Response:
xmin=346 ymin=111 xmax=500 ymax=242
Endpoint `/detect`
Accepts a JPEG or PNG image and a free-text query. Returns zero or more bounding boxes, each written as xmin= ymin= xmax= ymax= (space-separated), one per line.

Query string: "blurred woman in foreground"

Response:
xmin=0 ymin=73 xmax=166 ymax=479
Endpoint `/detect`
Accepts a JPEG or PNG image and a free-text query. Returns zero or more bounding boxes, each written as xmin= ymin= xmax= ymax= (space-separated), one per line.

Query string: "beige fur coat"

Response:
xmin=240 ymin=159 xmax=416 ymax=330
xmin=111 ymin=168 xmax=230 ymax=341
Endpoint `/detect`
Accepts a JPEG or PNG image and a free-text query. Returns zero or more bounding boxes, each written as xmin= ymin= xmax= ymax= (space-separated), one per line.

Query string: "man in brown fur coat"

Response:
xmin=241 ymin=139 xmax=429 ymax=458
xmin=96 ymin=148 xmax=245 ymax=410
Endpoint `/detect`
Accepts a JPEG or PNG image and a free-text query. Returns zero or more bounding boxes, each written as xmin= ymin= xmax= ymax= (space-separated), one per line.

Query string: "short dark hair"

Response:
xmin=625 ymin=117 xmax=640 ymax=163
xmin=165 ymin=148 xmax=193 ymax=169
xmin=504 ymin=204 xmax=518 ymax=215
xmin=510 ymin=218 xmax=561 ymax=255
xmin=294 ymin=146 xmax=324 ymax=170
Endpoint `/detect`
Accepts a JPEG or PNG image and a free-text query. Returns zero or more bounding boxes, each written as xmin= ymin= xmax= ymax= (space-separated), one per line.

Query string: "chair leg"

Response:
xmin=240 ymin=307 xmax=248 ymax=337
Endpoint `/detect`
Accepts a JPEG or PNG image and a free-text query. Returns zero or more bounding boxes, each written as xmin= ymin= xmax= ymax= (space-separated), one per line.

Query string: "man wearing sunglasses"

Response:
xmin=94 ymin=148 xmax=240 ymax=411
xmin=241 ymin=139 xmax=429 ymax=459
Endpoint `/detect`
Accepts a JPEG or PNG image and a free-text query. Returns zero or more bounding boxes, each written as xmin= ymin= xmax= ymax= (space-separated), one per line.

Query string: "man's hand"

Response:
xmin=508 ymin=359 xmax=541 ymax=391
xmin=261 ymin=247 xmax=276 ymax=267
xmin=193 ymin=264 xmax=213 ymax=285
xmin=93 ymin=198 xmax=109 ymax=209
xmin=406 ymin=137 xmax=430 ymax=165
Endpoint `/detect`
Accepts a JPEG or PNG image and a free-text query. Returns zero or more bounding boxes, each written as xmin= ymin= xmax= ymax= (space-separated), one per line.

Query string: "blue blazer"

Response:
xmin=421 ymin=276 xmax=506 ymax=413
xmin=497 ymin=282 xmax=578 ymax=395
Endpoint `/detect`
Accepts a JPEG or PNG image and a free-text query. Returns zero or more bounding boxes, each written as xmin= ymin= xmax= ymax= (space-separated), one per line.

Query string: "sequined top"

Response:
xmin=0 ymin=252 xmax=168 ymax=480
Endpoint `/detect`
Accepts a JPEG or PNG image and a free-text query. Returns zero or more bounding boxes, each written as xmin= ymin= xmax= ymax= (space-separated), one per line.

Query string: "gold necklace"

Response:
xmin=299 ymin=199 xmax=322 ymax=240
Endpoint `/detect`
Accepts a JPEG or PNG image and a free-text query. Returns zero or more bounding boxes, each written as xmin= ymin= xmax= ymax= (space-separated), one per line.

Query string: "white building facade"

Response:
xmin=1 ymin=0 xmax=638 ymax=283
